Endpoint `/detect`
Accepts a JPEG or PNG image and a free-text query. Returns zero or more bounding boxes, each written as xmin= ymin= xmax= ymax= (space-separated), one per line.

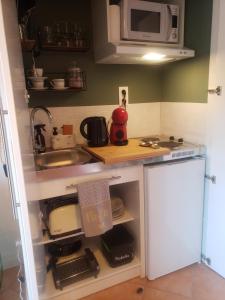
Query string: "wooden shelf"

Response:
xmin=28 ymin=87 xmax=86 ymax=92
xmin=41 ymin=44 xmax=89 ymax=52
xmin=113 ymin=209 xmax=135 ymax=226
xmin=34 ymin=209 xmax=135 ymax=246
xmin=40 ymin=242 xmax=140 ymax=300
xmin=21 ymin=39 xmax=36 ymax=51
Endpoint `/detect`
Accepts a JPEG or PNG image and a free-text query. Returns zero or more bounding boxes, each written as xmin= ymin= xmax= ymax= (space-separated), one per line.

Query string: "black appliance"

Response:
xmin=52 ymin=248 xmax=100 ymax=290
xmin=48 ymin=237 xmax=82 ymax=258
xmin=80 ymin=116 xmax=108 ymax=147
xmin=101 ymin=225 xmax=134 ymax=267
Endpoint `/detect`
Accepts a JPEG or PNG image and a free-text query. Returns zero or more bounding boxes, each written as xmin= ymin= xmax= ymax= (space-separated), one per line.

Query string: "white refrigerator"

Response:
xmin=145 ymin=158 xmax=205 ymax=280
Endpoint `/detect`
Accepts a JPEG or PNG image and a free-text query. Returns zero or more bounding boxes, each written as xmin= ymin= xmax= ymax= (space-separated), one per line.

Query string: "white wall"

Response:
xmin=160 ymin=102 xmax=208 ymax=144
xmin=0 ymin=165 xmax=19 ymax=269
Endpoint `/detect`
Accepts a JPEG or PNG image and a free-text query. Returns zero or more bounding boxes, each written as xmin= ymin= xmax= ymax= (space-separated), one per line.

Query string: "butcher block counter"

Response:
xmin=83 ymin=138 xmax=170 ymax=164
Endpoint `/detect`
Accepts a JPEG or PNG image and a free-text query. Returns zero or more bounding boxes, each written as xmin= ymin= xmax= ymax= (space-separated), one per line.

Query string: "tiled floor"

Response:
xmin=0 ymin=267 xmax=20 ymax=300
xmin=1 ymin=263 xmax=225 ymax=300
xmin=83 ymin=264 xmax=225 ymax=300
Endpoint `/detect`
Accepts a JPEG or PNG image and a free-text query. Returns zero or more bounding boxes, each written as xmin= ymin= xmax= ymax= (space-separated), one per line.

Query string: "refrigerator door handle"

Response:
xmin=0 ymin=108 xmax=18 ymax=219
xmin=3 ymin=163 xmax=8 ymax=177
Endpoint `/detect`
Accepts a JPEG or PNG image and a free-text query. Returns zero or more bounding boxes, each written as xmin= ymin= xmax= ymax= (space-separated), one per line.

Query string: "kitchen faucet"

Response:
xmin=30 ymin=106 xmax=53 ymax=154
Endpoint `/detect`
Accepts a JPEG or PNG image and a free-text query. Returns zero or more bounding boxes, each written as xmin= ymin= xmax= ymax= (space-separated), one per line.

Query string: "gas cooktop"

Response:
xmin=139 ymin=135 xmax=205 ymax=162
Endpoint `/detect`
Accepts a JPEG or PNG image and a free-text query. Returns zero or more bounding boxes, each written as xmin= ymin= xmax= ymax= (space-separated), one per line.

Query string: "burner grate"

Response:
xmin=157 ymin=141 xmax=181 ymax=149
xmin=141 ymin=137 xmax=160 ymax=143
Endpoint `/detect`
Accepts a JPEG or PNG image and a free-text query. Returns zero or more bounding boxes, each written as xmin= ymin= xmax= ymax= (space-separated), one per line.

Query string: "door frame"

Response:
xmin=0 ymin=1 xmax=39 ymax=299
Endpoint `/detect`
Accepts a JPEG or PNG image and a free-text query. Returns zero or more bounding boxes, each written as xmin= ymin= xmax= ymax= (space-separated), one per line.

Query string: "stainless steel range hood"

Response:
xmin=95 ymin=44 xmax=195 ymax=65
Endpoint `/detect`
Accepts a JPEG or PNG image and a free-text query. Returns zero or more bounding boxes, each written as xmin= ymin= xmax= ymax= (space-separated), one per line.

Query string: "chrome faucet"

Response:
xmin=30 ymin=106 xmax=53 ymax=154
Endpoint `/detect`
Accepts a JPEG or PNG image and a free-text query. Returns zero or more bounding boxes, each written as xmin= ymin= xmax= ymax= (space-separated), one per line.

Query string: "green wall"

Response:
xmin=25 ymin=0 xmax=212 ymax=107
xmin=25 ymin=0 xmax=162 ymax=107
xmin=162 ymin=0 xmax=213 ymax=102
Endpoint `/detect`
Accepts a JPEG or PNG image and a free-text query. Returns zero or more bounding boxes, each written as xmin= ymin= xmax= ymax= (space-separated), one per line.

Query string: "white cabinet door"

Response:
xmin=145 ymin=159 xmax=205 ymax=280
xmin=0 ymin=1 xmax=39 ymax=299
xmin=204 ymin=0 xmax=225 ymax=278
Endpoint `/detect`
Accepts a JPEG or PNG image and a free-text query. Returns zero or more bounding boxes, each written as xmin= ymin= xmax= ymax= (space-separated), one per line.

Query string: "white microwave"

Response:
xmin=120 ymin=0 xmax=181 ymax=44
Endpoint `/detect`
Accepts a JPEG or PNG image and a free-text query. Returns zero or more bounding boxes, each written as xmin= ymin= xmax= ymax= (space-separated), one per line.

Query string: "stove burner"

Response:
xmin=139 ymin=135 xmax=202 ymax=161
xmin=141 ymin=137 xmax=160 ymax=143
xmin=157 ymin=141 xmax=181 ymax=149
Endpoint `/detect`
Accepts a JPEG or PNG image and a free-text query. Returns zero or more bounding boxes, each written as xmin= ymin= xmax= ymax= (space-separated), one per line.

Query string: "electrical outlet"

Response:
xmin=119 ymin=87 xmax=129 ymax=106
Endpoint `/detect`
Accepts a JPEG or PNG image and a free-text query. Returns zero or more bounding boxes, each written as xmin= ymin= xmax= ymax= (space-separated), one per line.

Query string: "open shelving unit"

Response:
xmin=28 ymin=87 xmax=86 ymax=93
xmin=26 ymin=71 xmax=87 ymax=93
xmin=31 ymin=165 xmax=145 ymax=300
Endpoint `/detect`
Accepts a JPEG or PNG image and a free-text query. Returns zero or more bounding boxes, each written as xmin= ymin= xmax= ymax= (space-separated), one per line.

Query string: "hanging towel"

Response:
xmin=77 ymin=179 xmax=113 ymax=237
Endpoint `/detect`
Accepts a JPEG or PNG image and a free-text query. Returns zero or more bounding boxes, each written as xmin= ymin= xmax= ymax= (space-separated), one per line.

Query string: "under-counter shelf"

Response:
xmin=40 ymin=241 xmax=141 ymax=300
xmin=35 ymin=209 xmax=135 ymax=246
xmin=32 ymin=164 xmax=145 ymax=299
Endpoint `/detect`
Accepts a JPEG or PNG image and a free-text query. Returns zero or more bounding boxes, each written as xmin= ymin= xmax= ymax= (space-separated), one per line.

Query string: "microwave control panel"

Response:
xmin=167 ymin=4 xmax=179 ymax=43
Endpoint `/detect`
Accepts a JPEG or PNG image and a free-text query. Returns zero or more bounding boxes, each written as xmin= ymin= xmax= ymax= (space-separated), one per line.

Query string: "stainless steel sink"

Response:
xmin=35 ymin=148 xmax=92 ymax=169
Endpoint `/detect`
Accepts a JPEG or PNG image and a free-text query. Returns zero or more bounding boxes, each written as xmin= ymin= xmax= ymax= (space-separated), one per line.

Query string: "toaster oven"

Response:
xmin=45 ymin=196 xmax=81 ymax=239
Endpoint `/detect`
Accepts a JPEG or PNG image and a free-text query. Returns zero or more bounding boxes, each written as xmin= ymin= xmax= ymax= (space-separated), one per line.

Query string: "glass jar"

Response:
xmin=67 ymin=62 xmax=84 ymax=88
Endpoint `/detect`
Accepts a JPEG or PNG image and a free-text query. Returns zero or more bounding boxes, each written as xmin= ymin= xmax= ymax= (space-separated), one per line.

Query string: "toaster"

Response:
xmin=47 ymin=197 xmax=81 ymax=239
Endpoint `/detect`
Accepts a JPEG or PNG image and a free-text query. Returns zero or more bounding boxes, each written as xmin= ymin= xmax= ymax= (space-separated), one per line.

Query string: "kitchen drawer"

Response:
xmin=32 ymin=164 xmax=143 ymax=201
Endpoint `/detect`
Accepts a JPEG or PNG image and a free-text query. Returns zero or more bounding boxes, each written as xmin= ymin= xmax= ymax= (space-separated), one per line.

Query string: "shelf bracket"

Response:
xmin=208 ymin=86 xmax=222 ymax=96
xmin=205 ymin=174 xmax=216 ymax=184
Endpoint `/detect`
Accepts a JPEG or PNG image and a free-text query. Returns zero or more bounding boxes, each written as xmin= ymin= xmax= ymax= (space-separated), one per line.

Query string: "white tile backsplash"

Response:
xmin=32 ymin=102 xmax=208 ymax=147
xmin=33 ymin=103 xmax=161 ymax=147
xmin=160 ymin=102 xmax=207 ymax=144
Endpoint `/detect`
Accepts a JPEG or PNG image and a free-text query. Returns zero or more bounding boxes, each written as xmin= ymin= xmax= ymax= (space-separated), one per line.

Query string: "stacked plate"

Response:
xmin=111 ymin=196 xmax=125 ymax=219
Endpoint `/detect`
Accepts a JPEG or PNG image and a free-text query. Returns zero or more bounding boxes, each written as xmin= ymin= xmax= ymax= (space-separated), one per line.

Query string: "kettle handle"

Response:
xmin=80 ymin=117 xmax=91 ymax=139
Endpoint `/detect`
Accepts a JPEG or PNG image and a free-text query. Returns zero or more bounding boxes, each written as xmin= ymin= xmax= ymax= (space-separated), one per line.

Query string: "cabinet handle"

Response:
xmin=65 ymin=175 xmax=122 ymax=189
xmin=166 ymin=160 xmax=190 ymax=166
xmin=3 ymin=163 xmax=8 ymax=177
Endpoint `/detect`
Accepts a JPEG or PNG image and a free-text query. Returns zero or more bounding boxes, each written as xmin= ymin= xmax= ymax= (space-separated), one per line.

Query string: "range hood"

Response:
xmin=95 ymin=44 xmax=195 ymax=65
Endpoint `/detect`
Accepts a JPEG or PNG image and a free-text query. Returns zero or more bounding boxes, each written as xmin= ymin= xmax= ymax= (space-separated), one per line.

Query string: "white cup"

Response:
xmin=50 ymin=79 xmax=65 ymax=89
xmin=30 ymin=80 xmax=45 ymax=89
xmin=28 ymin=68 xmax=44 ymax=77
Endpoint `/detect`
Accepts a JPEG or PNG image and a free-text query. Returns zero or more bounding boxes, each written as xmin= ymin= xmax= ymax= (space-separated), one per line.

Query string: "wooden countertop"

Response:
xmin=83 ymin=139 xmax=170 ymax=164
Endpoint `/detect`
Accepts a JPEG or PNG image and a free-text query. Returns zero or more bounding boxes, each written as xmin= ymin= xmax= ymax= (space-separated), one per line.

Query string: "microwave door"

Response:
xmin=122 ymin=1 xmax=166 ymax=42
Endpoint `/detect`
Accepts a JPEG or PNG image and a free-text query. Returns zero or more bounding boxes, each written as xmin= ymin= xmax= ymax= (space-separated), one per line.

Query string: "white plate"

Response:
xmin=51 ymin=87 xmax=69 ymax=90
xmin=30 ymin=87 xmax=48 ymax=90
